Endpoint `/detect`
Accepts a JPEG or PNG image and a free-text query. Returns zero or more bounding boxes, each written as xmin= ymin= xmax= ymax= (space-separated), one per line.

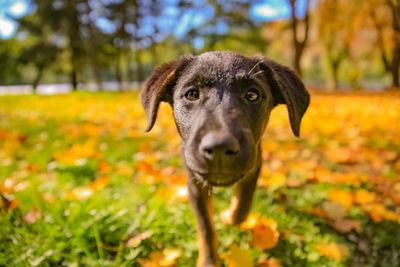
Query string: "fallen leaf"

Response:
xmin=257 ymin=257 xmax=281 ymax=267
xmin=23 ymin=207 xmax=42 ymax=224
xmin=222 ymin=244 xmax=254 ymax=267
xmin=331 ymin=218 xmax=361 ymax=233
xmin=126 ymin=231 xmax=152 ymax=248
xmin=139 ymin=248 xmax=182 ymax=267
xmin=238 ymin=214 xmax=280 ymax=250
xmin=327 ymin=189 xmax=353 ymax=209
xmin=67 ymin=186 xmax=94 ymax=200
xmin=354 ymin=189 xmax=376 ymax=205
xmin=316 ymin=242 xmax=348 ymax=261
xmin=90 ymin=176 xmax=109 ymax=191
xmin=322 ymin=201 xmax=347 ymax=220
xmin=361 ymin=203 xmax=398 ymax=222
xmin=251 ymin=221 xmax=280 ymax=250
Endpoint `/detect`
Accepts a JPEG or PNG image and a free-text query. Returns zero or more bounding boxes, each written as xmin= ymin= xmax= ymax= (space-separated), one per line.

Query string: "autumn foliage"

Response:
xmin=0 ymin=92 xmax=400 ymax=266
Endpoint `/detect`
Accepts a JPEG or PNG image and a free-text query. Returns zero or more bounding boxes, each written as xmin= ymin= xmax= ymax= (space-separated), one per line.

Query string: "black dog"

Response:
xmin=141 ymin=51 xmax=310 ymax=267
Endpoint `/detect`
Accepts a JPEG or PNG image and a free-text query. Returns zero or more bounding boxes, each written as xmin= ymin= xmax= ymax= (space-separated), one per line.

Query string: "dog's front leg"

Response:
xmin=229 ymin=164 xmax=261 ymax=225
xmin=187 ymin=174 xmax=220 ymax=267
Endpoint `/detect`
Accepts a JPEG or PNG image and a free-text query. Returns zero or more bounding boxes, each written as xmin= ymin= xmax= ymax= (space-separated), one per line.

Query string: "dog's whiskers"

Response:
xmin=247 ymin=61 xmax=262 ymax=77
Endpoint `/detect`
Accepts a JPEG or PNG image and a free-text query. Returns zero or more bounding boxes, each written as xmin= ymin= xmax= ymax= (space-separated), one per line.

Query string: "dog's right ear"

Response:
xmin=140 ymin=56 xmax=193 ymax=132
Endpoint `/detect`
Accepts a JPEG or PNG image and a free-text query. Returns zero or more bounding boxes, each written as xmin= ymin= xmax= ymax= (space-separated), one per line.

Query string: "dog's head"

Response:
xmin=141 ymin=51 xmax=310 ymax=186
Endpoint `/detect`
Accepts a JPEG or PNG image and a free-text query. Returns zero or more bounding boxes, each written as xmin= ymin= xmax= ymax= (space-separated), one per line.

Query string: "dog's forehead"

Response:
xmin=180 ymin=52 xmax=258 ymax=86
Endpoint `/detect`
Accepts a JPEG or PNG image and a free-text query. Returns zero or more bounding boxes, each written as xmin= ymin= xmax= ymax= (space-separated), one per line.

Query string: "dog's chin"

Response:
xmin=190 ymin=169 xmax=244 ymax=187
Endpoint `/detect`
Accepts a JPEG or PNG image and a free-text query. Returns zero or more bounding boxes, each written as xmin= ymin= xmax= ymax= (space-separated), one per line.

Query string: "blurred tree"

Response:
xmin=387 ymin=0 xmax=400 ymax=87
xmin=364 ymin=0 xmax=400 ymax=88
xmin=177 ymin=1 xmax=266 ymax=54
xmin=17 ymin=12 xmax=61 ymax=93
xmin=318 ymin=0 xmax=359 ymax=90
xmin=22 ymin=0 xmax=86 ymax=91
xmin=289 ymin=0 xmax=311 ymax=76
xmin=0 ymin=39 xmax=22 ymax=85
xmin=103 ymin=0 xmax=165 ymax=89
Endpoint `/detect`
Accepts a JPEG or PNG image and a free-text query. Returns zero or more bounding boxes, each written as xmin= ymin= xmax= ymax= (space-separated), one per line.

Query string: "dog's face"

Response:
xmin=172 ymin=53 xmax=274 ymax=186
xmin=141 ymin=52 xmax=309 ymax=187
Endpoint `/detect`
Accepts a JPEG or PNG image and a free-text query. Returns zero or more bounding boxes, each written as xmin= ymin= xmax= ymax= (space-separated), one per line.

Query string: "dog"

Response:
xmin=140 ymin=51 xmax=310 ymax=267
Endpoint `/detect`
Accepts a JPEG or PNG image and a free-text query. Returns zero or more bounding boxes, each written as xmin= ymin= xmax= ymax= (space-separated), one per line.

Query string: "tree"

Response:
xmin=14 ymin=10 xmax=61 ymax=93
xmin=289 ymin=0 xmax=311 ymax=76
xmin=365 ymin=0 xmax=400 ymax=88
xmin=0 ymin=39 xmax=22 ymax=85
xmin=387 ymin=0 xmax=400 ymax=87
xmin=318 ymin=0 xmax=359 ymax=90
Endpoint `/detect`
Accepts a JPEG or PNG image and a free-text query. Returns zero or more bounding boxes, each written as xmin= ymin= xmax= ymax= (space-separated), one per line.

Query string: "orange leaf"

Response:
xmin=354 ymin=189 xmax=376 ymax=205
xmin=327 ymin=189 xmax=353 ymax=209
xmin=90 ymin=176 xmax=109 ymax=191
xmin=361 ymin=203 xmax=398 ymax=222
xmin=258 ymin=257 xmax=281 ymax=267
xmin=139 ymin=248 xmax=182 ymax=267
xmin=251 ymin=221 xmax=280 ymax=250
xmin=316 ymin=243 xmax=348 ymax=261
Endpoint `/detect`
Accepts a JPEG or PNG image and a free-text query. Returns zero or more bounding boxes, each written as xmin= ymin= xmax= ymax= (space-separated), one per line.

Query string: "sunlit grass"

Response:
xmin=1 ymin=92 xmax=400 ymax=266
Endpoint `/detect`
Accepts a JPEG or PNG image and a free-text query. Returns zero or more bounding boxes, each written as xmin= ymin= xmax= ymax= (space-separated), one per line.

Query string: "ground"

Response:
xmin=0 ymin=91 xmax=399 ymax=267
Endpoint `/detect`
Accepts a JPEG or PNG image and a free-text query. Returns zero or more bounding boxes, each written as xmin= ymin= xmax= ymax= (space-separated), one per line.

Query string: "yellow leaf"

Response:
xmin=327 ymin=189 xmax=353 ymax=209
xmin=354 ymin=189 xmax=376 ymax=205
xmin=222 ymin=244 xmax=254 ymax=267
xmin=139 ymin=248 xmax=182 ymax=267
xmin=316 ymin=242 xmax=348 ymax=261
xmin=259 ymin=173 xmax=286 ymax=189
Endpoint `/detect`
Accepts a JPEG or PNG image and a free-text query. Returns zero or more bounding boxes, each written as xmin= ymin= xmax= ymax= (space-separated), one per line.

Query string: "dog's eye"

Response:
xmin=245 ymin=88 xmax=260 ymax=102
xmin=185 ymin=89 xmax=200 ymax=101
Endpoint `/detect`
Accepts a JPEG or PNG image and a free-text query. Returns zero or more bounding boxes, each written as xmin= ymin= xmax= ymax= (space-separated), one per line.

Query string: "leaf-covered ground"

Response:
xmin=0 ymin=92 xmax=399 ymax=267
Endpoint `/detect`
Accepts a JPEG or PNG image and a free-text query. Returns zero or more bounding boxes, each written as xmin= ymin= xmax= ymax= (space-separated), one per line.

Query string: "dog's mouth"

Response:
xmin=191 ymin=170 xmax=244 ymax=187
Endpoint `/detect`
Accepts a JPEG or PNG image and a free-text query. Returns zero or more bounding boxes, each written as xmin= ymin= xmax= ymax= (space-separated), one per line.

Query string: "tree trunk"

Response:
xmin=115 ymin=47 xmax=123 ymax=91
xmin=90 ymin=58 xmax=103 ymax=92
xmin=294 ymin=47 xmax=303 ymax=77
xmin=32 ymin=66 xmax=44 ymax=94
xmin=289 ymin=0 xmax=310 ymax=77
xmin=392 ymin=44 xmax=400 ymax=87
xmin=388 ymin=0 xmax=400 ymax=88
xmin=135 ymin=49 xmax=144 ymax=83
xmin=71 ymin=62 xmax=78 ymax=91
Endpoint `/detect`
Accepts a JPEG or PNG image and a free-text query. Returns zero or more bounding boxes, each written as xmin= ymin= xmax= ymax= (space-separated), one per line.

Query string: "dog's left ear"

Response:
xmin=140 ymin=56 xmax=193 ymax=132
xmin=257 ymin=57 xmax=310 ymax=137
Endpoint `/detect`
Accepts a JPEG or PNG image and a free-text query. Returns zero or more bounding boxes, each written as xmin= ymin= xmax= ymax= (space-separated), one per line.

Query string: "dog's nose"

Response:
xmin=199 ymin=131 xmax=239 ymax=160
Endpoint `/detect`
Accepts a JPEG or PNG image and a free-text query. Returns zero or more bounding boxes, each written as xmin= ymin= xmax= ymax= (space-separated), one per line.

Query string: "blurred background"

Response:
xmin=0 ymin=0 xmax=399 ymax=94
xmin=1 ymin=1 xmax=400 ymax=267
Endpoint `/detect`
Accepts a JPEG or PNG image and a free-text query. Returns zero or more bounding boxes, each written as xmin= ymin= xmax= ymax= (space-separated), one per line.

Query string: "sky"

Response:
xmin=0 ymin=0 xmax=30 ymax=38
xmin=0 ymin=0 xmax=308 ymax=40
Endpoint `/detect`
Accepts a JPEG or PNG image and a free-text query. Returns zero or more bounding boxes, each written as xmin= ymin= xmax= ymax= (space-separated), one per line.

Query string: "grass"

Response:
xmin=0 ymin=91 xmax=400 ymax=266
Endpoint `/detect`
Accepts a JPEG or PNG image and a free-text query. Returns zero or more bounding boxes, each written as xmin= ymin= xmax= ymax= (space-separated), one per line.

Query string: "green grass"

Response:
xmin=1 ymin=92 xmax=400 ymax=266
